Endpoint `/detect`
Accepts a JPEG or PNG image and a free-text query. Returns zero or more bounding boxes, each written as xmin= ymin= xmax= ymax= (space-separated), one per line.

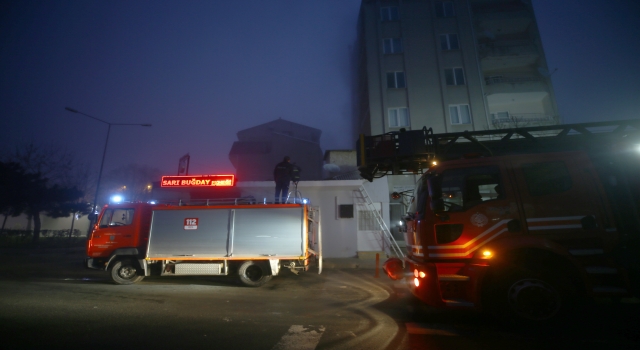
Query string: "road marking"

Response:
xmin=271 ymin=325 xmax=325 ymax=350
xmin=63 ymin=278 xmax=99 ymax=281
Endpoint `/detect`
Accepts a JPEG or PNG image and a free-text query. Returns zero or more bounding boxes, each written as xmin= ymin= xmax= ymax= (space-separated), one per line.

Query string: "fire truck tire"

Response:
xmin=238 ymin=261 xmax=272 ymax=287
xmin=490 ymin=268 xmax=564 ymax=322
xmin=110 ymin=259 xmax=145 ymax=285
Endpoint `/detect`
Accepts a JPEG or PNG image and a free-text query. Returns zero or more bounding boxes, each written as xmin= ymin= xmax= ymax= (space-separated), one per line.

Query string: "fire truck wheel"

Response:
xmin=238 ymin=261 xmax=272 ymax=287
xmin=492 ymin=269 xmax=563 ymax=322
xmin=110 ymin=259 xmax=145 ymax=285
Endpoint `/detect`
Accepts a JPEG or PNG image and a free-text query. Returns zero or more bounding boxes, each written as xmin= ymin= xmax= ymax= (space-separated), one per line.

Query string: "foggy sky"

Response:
xmin=1 ymin=0 xmax=639 ymax=178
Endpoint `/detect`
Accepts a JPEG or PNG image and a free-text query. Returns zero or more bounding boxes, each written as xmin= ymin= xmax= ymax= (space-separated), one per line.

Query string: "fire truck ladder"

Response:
xmin=358 ymin=118 xmax=640 ymax=179
xmin=356 ymin=184 xmax=405 ymax=259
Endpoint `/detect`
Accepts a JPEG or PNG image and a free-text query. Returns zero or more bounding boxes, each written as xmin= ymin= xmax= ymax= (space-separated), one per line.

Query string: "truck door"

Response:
xmin=508 ymin=153 xmax=608 ymax=251
xmin=427 ymin=162 xmax=519 ymax=259
xmin=91 ymin=207 xmax=136 ymax=256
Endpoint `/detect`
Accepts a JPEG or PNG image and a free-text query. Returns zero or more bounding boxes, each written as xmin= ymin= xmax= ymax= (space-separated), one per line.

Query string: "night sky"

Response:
xmin=1 ymin=0 xmax=639 ymax=178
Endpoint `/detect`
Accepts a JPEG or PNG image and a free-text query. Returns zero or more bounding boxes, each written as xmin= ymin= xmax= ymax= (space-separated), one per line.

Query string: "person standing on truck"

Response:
xmin=274 ymin=156 xmax=293 ymax=204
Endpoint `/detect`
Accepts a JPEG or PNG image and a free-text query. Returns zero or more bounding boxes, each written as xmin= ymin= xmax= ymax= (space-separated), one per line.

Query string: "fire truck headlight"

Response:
xmin=481 ymin=250 xmax=493 ymax=259
xmin=419 ymin=271 xmax=426 ymax=278
xmin=414 ymin=278 xmax=420 ymax=287
xmin=414 ymin=269 xmax=419 ymax=278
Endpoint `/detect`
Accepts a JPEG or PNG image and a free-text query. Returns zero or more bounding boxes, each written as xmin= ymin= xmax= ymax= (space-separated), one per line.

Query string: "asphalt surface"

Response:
xmin=1 ymin=247 xmax=639 ymax=349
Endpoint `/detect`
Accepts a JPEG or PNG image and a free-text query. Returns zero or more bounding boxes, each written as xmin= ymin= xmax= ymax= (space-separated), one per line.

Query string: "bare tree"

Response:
xmin=3 ymin=142 xmax=93 ymax=194
xmin=2 ymin=142 xmax=93 ymax=244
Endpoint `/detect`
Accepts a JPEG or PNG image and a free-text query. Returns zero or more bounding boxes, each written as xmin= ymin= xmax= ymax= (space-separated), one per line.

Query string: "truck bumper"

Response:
xmin=406 ymin=260 xmax=445 ymax=307
xmin=406 ymin=258 xmax=488 ymax=309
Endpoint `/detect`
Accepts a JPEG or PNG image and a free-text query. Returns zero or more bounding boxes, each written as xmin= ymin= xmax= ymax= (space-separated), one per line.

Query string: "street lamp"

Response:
xmin=64 ymin=107 xmax=151 ymax=231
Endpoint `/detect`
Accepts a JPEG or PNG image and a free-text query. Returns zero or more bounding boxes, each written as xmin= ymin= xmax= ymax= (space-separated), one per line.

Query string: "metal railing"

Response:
xmin=492 ymin=113 xmax=557 ymax=124
xmin=485 ymin=76 xmax=543 ymax=85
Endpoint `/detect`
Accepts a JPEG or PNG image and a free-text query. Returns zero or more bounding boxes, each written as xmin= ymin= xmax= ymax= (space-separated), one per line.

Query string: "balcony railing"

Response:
xmin=479 ymin=40 xmax=538 ymax=58
xmin=492 ymin=113 xmax=558 ymax=125
xmin=485 ymin=76 xmax=543 ymax=85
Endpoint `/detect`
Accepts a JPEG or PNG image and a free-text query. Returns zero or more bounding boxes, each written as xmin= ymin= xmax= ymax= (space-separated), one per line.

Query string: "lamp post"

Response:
xmin=65 ymin=107 xmax=151 ymax=232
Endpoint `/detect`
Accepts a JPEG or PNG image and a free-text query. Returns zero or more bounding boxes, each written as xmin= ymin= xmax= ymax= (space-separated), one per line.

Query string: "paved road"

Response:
xmin=0 ymin=248 xmax=639 ymax=349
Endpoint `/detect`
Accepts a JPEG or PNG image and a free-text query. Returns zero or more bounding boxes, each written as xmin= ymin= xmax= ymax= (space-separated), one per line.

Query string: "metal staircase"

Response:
xmin=355 ymin=184 xmax=405 ymax=259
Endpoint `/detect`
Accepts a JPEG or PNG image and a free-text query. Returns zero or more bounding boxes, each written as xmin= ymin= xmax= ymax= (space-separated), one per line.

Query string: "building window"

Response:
xmin=380 ymin=6 xmax=399 ymax=21
xmin=383 ymin=38 xmax=403 ymax=54
xmin=445 ymin=68 xmax=465 ymax=85
xmin=435 ymin=1 xmax=455 ymax=18
xmin=439 ymin=34 xmax=459 ymax=50
xmin=339 ymin=205 xmax=354 ymax=218
xmin=449 ymin=105 xmax=471 ymax=125
xmin=387 ymin=71 xmax=406 ymax=88
xmin=389 ymin=107 xmax=410 ymax=127
xmin=358 ymin=209 xmax=377 ymax=230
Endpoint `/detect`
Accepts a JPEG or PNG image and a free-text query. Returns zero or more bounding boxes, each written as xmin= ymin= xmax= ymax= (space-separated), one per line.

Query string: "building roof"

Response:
xmin=229 ymin=141 xmax=271 ymax=155
xmin=236 ymin=118 xmax=321 ymax=143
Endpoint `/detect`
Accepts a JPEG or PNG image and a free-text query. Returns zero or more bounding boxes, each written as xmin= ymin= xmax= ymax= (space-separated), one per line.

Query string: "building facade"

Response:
xmin=354 ymin=0 xmax=560 ymax=138
xmin=228 ymin=118 xmax=323 ymax=182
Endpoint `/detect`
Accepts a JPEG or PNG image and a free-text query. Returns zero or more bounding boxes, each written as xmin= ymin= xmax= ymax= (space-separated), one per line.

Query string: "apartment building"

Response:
xmin=354 ymin=0 xmax=560 ymax=138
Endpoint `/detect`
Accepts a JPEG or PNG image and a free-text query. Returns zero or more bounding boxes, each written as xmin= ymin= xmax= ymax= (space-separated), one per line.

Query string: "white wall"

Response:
xmin=2 ymin=213 xmax=90 ymax=236
xmin=237 ymin=179 xmax=389 ymax=258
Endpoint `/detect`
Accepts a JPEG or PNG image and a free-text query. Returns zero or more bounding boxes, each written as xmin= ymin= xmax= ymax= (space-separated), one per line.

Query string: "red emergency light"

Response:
xmin=160 ymin=175 xmax=235 ymax=188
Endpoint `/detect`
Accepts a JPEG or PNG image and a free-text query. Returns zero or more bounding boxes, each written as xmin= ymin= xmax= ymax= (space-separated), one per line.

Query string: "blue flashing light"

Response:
xmin=111 ymin=195 xmax=124 ymax=203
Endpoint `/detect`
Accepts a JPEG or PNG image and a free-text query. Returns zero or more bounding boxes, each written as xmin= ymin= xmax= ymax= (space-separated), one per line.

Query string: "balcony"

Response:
xmin=484 ymin=75 xmax=548 ymax=95
xmin=473 ymin=8 xmax=532 ymax=37
xmin=479 ymin=40 xmax=539 ymax=71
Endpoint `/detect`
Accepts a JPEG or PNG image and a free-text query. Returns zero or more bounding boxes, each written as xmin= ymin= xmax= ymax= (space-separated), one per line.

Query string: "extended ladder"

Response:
xmin=358 ymin=118 xmax=640 ymax=180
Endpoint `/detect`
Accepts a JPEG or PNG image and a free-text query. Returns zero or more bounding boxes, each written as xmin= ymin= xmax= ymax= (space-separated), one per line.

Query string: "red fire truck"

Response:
xmin=84 ymin=199 xmax=321 ymax=286
xmin=358 ymin=119 xmax=640 ymax=321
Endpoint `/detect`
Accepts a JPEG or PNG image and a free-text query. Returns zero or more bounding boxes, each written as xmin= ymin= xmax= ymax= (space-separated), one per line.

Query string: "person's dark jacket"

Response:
xmin=274 ymin=161 xmax=293 ymax=183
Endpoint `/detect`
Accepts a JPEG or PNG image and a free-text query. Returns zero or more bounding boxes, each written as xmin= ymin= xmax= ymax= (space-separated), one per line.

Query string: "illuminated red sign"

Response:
xmin=161 ymin=175 xmax=235 ymax=187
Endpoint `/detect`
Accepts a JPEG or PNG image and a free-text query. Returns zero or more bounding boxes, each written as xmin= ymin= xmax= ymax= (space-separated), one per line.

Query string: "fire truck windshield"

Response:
xmin=428 ymin=166 xmax=502 ymax=212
